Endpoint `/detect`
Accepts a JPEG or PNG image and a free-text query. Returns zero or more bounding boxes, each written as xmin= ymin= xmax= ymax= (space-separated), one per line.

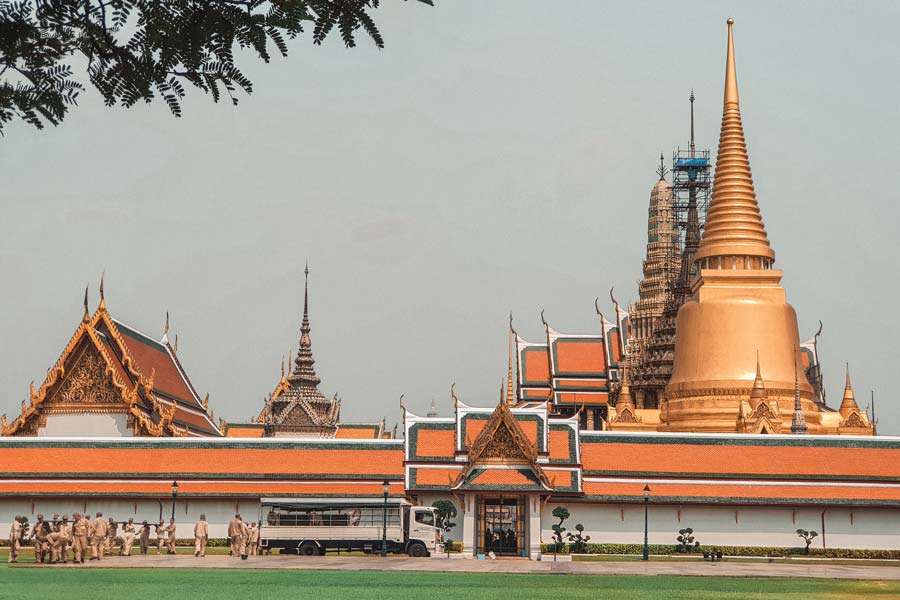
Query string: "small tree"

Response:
xmin=566 ymin=523 xmax=591 ymax=554
xmin=675 ymin=527 xmax=700 ymax=553
xmin=432 ymin=500 xmax=457 ymax=542
xmin=796 ymin=529 xmax=818 ymax=554
xmin=551 ymin=506 xmax=570 ymax=553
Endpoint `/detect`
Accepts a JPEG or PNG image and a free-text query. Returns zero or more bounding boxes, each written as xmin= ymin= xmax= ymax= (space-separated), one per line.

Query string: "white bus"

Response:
xmin=258 ymin=497 xmax=439 ymax=557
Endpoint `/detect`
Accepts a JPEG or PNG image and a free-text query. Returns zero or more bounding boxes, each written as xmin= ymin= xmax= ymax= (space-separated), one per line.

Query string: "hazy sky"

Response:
xmin=2 ymin=2 xmax=898 ymax=435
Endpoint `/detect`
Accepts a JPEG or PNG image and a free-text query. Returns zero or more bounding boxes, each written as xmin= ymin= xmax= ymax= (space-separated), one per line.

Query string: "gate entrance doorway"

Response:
xmin=475 ymin=496 xmax=526 ymax=557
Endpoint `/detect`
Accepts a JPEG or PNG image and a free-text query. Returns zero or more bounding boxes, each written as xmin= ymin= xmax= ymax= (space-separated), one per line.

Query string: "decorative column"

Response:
xmin=461 ymin=494 xmax=476 ymax=558
xmin=528 ymin=495 xmax=542 ymax=560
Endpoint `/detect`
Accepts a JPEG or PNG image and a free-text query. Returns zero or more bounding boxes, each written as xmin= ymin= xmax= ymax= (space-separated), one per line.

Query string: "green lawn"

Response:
xmin=1 ymin=566 xmax=897 ymax=600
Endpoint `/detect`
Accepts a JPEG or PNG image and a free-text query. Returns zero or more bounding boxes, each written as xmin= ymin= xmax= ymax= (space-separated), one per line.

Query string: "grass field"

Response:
xmin=2 ymin=565 xmax=898 ymax=600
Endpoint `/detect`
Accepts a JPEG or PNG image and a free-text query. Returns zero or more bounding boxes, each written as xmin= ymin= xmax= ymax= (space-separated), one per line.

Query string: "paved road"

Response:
xmin=23 ymin=554 xmax=900 ymax=581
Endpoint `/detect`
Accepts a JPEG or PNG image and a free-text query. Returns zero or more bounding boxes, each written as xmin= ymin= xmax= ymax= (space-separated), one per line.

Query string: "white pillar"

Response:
xmin=528 ymin=495 xmax=542 ymax=560
xmin=461 ymin=494 xmax=475 ymax=558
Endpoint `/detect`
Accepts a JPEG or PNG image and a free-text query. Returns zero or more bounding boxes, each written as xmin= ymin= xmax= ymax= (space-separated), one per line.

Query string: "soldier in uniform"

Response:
xmin=239 ymin=517 xmax=250 ymax=558
xmin=154 ymin=520 xmax=166 ymax=555
xmin=59 ymin=515 xmax=72 ymax=564
xmin=165 ymin=518 xmax=177 ymax=554
xmin=7 ymin=516 xmax=21 ymax=563
xmin=90 ymin=511 xmax=108 ymax=560
xmin=227 ymin=514 xmax=242 ymax=557
xmin=247 ymin=522 xmax=259 ymax=556
xmin=193 ymin=514 xmax=208 ymax=558
xmin=139 ymin=521 xmax=151 ymax=555
xmin=121 ymin=518 xmax=136 ymax=556
xmin=72 ymin=513 xmax=89 ymax=563
xmin=30 ymin=514 xmax=48 ymax=563
xmin=107 ymin=517 xmax=120 ymax=555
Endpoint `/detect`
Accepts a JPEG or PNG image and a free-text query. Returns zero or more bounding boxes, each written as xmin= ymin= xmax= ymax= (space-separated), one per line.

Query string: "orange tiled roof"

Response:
xmin=1 ymin=442 xmax=404 ymax=478
xmin=580 ymin=435 xmax=900 ymax=481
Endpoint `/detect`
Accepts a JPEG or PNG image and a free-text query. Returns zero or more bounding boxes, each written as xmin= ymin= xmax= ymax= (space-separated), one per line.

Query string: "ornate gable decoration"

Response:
xmin=2 ymin=291 xmax=192 ymax=437
xmin=452 ymin=397 xmax=551 ymax=491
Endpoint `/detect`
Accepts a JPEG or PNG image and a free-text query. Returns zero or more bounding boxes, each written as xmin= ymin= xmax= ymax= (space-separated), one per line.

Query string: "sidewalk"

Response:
xmin=21 ymin=553 xmax=900 ymax=581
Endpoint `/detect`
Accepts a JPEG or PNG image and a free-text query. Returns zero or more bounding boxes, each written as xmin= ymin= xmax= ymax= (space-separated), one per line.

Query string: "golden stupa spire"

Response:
xmin=840 ymin=363 xmax=860 ymax=417
xmin=506 ymin=313 xmax=516 ymax=405
xmin=694 ymin=19 xmax=775 ymax=269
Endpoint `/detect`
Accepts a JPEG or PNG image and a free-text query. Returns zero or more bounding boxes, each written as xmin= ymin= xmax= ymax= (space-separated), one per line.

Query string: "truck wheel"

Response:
xmin=299 ymin=542 xmax=319 ymax=556
xmin=407 ymin=542 xmax=428 ymax=558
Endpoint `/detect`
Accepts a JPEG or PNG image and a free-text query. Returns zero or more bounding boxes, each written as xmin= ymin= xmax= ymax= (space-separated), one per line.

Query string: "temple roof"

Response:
xmin=256 ymin=266 xmax=340 ymax=434
xmin=1 ymin=286 xmax=220 ymax=437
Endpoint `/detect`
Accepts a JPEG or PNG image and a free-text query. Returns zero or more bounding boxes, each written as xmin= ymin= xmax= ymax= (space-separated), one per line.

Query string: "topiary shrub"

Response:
xmin=675 ymin=527 xmax=700 ymax=553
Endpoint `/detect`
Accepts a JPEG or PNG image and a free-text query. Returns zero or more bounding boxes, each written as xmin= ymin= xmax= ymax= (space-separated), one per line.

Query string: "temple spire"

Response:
xmin=790 ymin=352 xmax=807 ymax=434
xmin=289 ymin=263 xmax=321 ymax=386
xmin=749 ymin=350 xmax=767 ymax=408
xmin=616 ymin=366 xmax=635 ymax=412
xmin=656 ymin=153 xmax=668 ymax=181
xmin=98 ymin=272 xmax=106 ymax=311
xmin=839 ymin=363 xmax=861 ymax=418
xmin=506 ymin=313 xmax=516 ymax=405
xmin=689 ymin=89 xmax=696 ymax=157
xmin=694 ymin=19 xmax=774 ymax=269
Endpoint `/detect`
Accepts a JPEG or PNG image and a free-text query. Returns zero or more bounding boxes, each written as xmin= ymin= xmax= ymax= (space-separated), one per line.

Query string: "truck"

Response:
xmin=258 ymin=497 xmax=439 ymax=557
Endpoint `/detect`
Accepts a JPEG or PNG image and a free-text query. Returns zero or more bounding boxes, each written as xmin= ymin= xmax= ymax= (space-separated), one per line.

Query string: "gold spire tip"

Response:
xmin=727 ymin=18 xmax=734 ymax=25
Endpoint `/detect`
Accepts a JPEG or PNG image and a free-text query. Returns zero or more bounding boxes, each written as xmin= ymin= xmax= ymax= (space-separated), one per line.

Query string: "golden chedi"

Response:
xmin=665 ymin=19 xmax=822 ymax=433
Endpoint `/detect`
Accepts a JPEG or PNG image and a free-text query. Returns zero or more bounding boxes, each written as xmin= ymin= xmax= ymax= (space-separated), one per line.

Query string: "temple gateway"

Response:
xmin=1 ymin=21 xmax=894 ymax=557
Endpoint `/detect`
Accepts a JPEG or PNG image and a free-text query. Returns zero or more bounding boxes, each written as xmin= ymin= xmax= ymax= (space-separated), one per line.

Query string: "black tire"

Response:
xmin=407 ymin=542 xmax=428 ymax=558
xmin=299 ymin=542 xmax=319 ymax=556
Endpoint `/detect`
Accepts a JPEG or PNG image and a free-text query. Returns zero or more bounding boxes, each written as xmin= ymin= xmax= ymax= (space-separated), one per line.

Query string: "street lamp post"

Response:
xmin=642 ymin=484 xmax=651 ymax=561
xmin=381 ymin=480 xmax=390 ymax=558
xmin=171 ymin=480 xmax=179 ymax=520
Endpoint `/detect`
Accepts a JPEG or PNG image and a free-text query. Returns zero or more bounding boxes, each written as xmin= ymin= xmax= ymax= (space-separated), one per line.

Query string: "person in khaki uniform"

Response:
xmin=247 ymin=522 xmax=259 ymax=556
xmin=121 ymin=518 xmax=136 ymax=556
xmin=138 ymin=521 xmax=151 ymax=555
xmin=90 ymin=512 xmax=109 ymax=560
xmin=30 ymin=514 xmax=48 ymax=563
xmin=105 ymin=517 xmax=118 ymax=554
xmin=227 ymin=514 xmax=243 ymax=557
xmin=155 ymin=520 xmax=166 ymax=555
xmin=193 ymin=514 xmax=208 ymax=558
xmin=7 ymin=516 xmax=22 ymax=563
xmin=165 ymin=518 xmax=177 ymax=554
xmin=239 ymin=518 xmax=250 ymax=558
xmin=51 ymin=515 xmax=71 ymax=564
xmin=72 ymin=513 xmax=89 ymax=563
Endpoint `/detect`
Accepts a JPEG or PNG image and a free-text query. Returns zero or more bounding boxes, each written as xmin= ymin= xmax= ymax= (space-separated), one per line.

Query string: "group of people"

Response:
xmin=7 ymin=512 xmax=258 ymax=563
xmin=226 ymin=514 xmax=260 ymax=559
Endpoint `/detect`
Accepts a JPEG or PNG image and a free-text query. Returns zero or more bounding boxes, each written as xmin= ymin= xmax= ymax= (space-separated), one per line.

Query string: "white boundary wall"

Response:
xmin=4 ymin=496 xmax=898 ymax=551
xmin=542 ymin=503 xmax=900 ymax=550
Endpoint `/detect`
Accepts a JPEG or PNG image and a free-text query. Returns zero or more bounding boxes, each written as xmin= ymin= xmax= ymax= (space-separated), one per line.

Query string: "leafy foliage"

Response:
xmin=550 ymin=506 xmax=570 ymax=553
xmin=796 ymin=528 xmax=818 ymax=554
xmin=0 ymin=0 xmax=434 ymax=133
xmin=675 ymin=527 xmax=700 ymax=553
xmin=431 ymin=499 xmax=457 ymax=537
xmin=565 ymin=523 xmax=591 ymax=554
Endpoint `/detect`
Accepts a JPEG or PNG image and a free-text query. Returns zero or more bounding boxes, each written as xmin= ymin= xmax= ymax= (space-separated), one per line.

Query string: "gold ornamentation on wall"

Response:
xmin=55 ymin=346 xmax=122 ymax=405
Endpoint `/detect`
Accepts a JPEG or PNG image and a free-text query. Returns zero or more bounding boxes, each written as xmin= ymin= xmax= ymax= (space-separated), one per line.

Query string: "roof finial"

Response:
xmin=689 ymin=89 xmax=696 ymax=156
xmin=540 ymin=309 xmax=548 ymax=328
xmin=790 ymin=349 xmax=807 ymax=434
xmin=507 ymin=318 xmax=516 ymax=405
xmin=281 ymin=355 xmax=285 ymax=379
xmin=162 ymin=311 xmax=170 ymax=344
xmin=98 ymin=271 xmax=106 ymax=311
xmin=451 ymin=382 xmax=458 ymax=409
xmin=656 ymin=153 xmax=668 ymax=180
xmin=82 ymin=285 xmax=90 ymax=323
xmin=173 ymin=334 xmax=178 ymax=355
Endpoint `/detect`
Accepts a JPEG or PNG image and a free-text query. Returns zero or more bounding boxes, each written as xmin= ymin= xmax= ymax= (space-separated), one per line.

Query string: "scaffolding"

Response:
xmin=668 ymin=146 xmax=711 ymax=303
